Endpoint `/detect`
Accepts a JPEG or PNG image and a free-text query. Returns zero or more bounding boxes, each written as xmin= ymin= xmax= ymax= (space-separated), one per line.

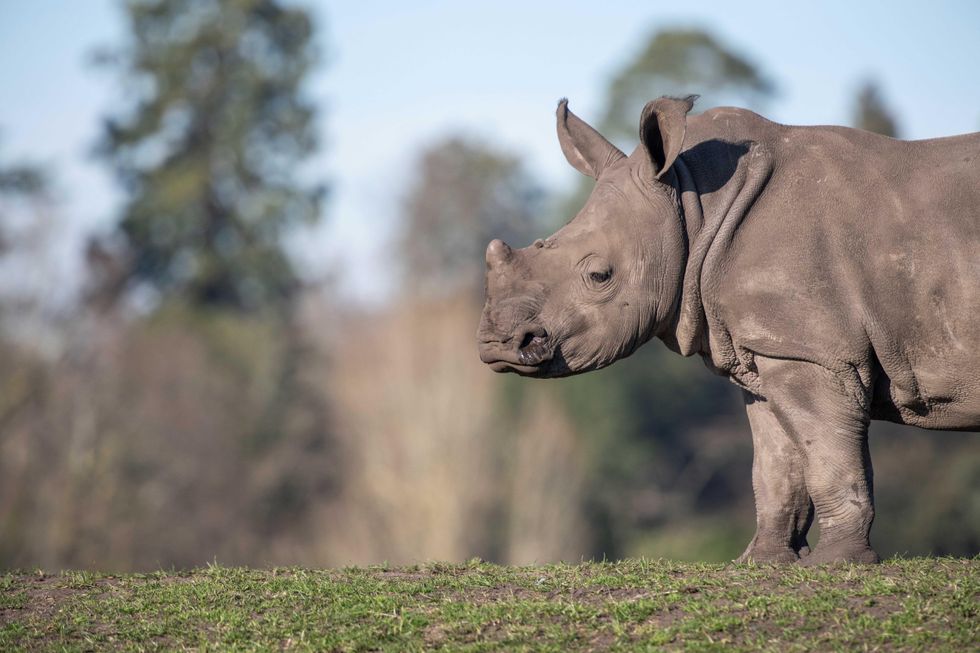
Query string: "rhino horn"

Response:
xmin=485 ymin=238 xmax=513 ymax=269
xmin=639 ymin=95 xmax=697 ymax=179
xmin=556 ymin=99 xmax=626 ymax=179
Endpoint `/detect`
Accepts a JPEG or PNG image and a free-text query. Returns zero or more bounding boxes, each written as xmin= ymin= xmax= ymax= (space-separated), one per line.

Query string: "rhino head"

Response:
xmin=477 ymin=97 xmax=695 ymax=377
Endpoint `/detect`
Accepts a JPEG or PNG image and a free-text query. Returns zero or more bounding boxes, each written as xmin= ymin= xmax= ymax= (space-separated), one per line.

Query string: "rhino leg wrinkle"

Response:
xmin=478 ymin=96 xmax=980 ymax=564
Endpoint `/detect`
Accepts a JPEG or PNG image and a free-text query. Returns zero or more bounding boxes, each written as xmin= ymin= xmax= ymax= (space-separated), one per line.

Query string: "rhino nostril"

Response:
xmin=518 ymin=328 xmax=547 ymax=350
xmin=516 ymin=328 xmax=550 ymax=366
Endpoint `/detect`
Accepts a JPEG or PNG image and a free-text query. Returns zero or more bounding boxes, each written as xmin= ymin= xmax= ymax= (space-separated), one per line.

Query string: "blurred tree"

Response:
xmin=400 ymin=136 xmax=545 ymax=300
xmin=853 ymin=81 xmax=899 ymax=137
xmin=0 ymin=0 xmax=343 ymax=571
xmin=599 ymin=28 xmax=775 ymax=147
xmin=552 ymin=28 xmax=776 ymax=560
xmin=559 ymin=28 xmax=776 ymax=224
xmin=0 ymin=142 xmax=64 ymax=344
xmin=392 ymin=135 xmax=593 ymax=564
xmin=0 ymin=141 xmax=49 ymax=254
xmin=95 ymin=0 xmax=323 ymax=311
xmin=0 ymin=155 xmax=47 ymax=200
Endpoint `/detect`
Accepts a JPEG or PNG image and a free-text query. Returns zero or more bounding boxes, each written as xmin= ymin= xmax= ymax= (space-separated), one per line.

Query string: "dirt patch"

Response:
xmin=373 ymin=569 xmax=440 ymax=583
xmin=422 ymin=621 xmax=449 ymax=647
xmin=1 ymin=574 xmax=86 ymax=624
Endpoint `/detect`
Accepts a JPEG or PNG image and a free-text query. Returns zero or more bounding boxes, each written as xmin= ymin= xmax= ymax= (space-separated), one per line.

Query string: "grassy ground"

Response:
xmin=1 ymin=557 xmax=976 ymax=652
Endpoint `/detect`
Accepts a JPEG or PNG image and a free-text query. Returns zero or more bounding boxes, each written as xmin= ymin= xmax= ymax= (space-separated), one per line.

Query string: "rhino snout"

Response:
xmin=477 ymin=322 xmax=552 ymax=374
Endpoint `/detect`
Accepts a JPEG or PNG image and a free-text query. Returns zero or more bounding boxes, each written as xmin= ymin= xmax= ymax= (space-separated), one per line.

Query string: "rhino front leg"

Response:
xmin=750 ymin=356 xmax=879 ymax=565
xmin=736 ymin=391 xmax=814 ymax=564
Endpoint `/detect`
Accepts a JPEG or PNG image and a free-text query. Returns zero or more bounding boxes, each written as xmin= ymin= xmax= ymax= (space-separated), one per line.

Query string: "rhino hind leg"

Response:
xmin=736 ymin=391 xmax=814 ymax=564
xmin=797 ymin=421 xmax=880 ymax=566
xmin=748 ymin=356 xmax=880 ymax=565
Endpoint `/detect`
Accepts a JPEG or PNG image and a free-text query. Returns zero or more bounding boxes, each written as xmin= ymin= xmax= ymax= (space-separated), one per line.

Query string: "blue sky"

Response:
xmin=1 ymin=0 xmax=979 ymax=303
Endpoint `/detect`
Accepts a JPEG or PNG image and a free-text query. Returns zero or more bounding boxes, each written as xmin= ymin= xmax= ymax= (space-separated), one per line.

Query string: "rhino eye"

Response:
xmin=589 ymin=270 xmax=612 ymax=284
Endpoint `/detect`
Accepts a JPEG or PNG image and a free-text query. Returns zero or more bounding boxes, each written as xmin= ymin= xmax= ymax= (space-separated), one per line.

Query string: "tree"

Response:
xmin=0 ymin=154 xmax=47 ymax=203
xmin=0 ymin=139 xmax=49 ymax=253
xmin=557 ymin=28 xmax=776 ymax=225
xmin=61 ymin=2 xmax=337 ymax=570
xmin=853 ymin=81 xmax=899 ymax=137
xmin=600 ymin=28 xmax=775 ymax=146
xmin=96 ymin=0 xmax=323 ymax=311
xmin=0 ymin=140 xmax=61 ymax=337
xmin=399 ymin=136 xmax=545 ymax=300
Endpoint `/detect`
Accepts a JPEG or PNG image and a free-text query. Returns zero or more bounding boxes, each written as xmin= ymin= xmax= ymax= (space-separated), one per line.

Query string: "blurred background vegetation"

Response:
xmin=0 ymin=0 xmax=977 ymax=570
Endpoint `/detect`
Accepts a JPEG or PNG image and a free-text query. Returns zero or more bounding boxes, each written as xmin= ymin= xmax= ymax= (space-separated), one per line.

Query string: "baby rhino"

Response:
xmin=477 ymin=96 xmax=980 ymax=564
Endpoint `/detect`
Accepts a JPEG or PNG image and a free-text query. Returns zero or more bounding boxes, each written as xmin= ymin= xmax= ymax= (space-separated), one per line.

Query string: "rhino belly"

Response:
xmin=869 ymin=320 xmax=980 ymax=431
xmin=866 ymin=159 xmax=980 ymax=431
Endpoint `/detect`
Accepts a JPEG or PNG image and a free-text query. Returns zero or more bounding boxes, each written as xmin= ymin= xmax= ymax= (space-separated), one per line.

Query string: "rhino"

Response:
xmin=477 ymin=96 xmax=980 ymax=564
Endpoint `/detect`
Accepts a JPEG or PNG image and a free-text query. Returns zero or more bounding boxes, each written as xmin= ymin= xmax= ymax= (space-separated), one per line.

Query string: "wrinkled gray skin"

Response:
xmin=477 ymin=96 xmax=980 ymax=565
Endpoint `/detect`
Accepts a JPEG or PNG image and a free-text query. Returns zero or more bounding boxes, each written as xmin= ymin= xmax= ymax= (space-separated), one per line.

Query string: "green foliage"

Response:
xmin=629 ymin=515 xmax=753 ymax=563
xmin=97 ymin=0 xmax=323 ymax=310
xmin=2 ymin=559 xmax=976 ymax=651
xmin=853 ymin=81 xmax=900 ymax=137
xmin=869 ymin=425 xmax=980 ymax=557
xmin=557 ymin=345 xmax=745 ymax=558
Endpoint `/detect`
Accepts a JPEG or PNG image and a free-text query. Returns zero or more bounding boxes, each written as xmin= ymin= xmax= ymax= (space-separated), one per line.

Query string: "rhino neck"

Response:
xmin=660 ymin=139 xmax=774 ymax=364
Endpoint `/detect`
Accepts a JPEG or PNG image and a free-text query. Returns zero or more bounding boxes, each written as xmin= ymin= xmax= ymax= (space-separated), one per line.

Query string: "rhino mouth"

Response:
xmin=479 ymin=327 xmax=554 ymax=375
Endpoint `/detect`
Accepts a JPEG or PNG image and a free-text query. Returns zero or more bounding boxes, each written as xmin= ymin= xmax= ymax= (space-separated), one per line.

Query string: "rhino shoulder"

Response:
xmin=685 ymin=106 xmax=786 ymax=148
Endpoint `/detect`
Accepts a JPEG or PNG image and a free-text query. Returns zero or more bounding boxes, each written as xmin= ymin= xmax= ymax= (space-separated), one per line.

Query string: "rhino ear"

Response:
xmin=639 ymin=95 xmax=696 ymax=179
xmin=556 ymin=99 xmax=625 ymax=179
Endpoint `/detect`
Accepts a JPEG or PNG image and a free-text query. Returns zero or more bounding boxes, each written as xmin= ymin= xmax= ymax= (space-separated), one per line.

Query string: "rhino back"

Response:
xmin=692 ymin=110 xmax=980 ymax=429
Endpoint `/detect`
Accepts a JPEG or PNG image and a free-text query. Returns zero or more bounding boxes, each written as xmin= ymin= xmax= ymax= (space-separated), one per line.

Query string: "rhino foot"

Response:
xmin=797 ymin=542 xmax=880 ymax=566
xmin=735 ymin=538 xmax=803 ymax=564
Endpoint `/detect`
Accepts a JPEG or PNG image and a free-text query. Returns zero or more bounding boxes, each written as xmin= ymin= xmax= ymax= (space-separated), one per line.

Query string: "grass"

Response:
xmin=1 ymin=557 xmax=976 ymax=651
